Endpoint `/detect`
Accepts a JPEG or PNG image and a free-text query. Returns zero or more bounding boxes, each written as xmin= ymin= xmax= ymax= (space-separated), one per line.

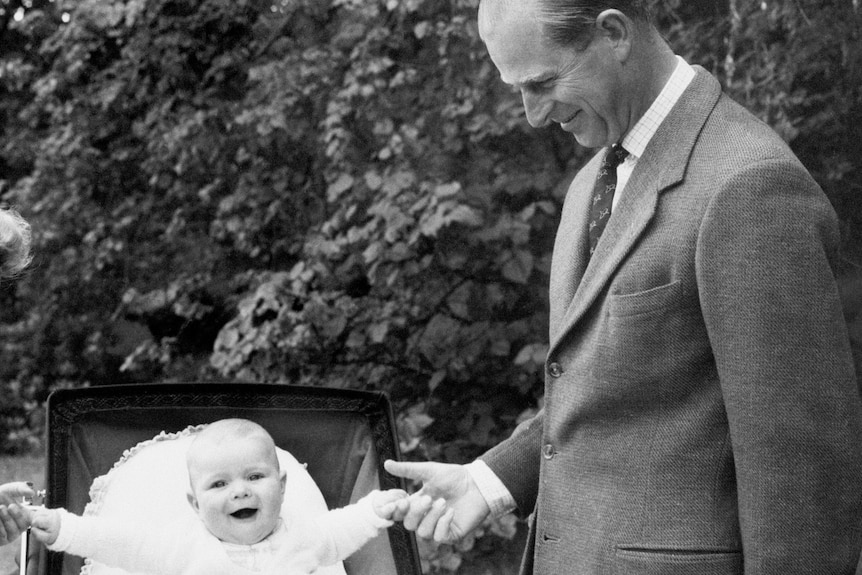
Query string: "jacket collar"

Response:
xmin=548 ymin=67 xmax=722 ymax=352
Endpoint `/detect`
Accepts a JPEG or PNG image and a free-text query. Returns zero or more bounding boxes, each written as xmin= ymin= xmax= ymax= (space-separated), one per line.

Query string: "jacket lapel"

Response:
xmin=549 ymin=67 xmax=722 ymax=355
xmin=547 ymin=154 xmax=602 ymax=343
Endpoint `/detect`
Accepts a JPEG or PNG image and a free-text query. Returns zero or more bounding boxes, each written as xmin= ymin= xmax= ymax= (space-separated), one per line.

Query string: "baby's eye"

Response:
xmin=210 ymin=480 xmax=226 ymax=489
xmin=248 ymin=473 xmax=264 ymax=481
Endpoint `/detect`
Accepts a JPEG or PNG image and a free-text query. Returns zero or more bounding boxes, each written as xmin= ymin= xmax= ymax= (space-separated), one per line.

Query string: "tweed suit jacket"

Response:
xmin=481 ymin=67 xmax=862 ymax=574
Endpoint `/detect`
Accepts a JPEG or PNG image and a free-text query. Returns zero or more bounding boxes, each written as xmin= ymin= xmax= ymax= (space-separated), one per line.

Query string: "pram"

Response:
xmin=22 ymin=382 xmax=422 ymax=575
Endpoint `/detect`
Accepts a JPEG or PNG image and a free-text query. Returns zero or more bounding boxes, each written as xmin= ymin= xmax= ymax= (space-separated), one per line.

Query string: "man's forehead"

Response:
xmin=479 ymin=0 xmax=558 ymax=88
xmin=478 ymin=0 xmax=538 ymax=38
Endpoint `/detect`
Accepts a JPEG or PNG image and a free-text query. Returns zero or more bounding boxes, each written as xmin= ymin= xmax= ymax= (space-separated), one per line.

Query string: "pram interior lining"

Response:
xmin=43 ymin=383 xmax=420 ymax=575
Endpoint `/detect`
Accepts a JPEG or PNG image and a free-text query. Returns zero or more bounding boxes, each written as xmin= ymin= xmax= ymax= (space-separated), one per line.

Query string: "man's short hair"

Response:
xmin=535 ymin=0 xmax=654 ymax=47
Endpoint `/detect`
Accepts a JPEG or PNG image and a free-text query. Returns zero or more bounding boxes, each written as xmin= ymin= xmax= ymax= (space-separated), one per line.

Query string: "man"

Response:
xmin=385 ymin=0 xmax=862 ymax=573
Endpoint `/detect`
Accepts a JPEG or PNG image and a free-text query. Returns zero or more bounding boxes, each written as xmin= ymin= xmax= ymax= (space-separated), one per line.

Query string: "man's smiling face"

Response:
xmin=478 ymin=0 xmax=629 ymax=148
xmin=187 ymin=432 xmax=286 ymax=545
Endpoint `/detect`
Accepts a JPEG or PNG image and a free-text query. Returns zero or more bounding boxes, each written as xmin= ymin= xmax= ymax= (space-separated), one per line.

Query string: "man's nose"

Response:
xmin=521 ymin=90 xmax=551 ymax=128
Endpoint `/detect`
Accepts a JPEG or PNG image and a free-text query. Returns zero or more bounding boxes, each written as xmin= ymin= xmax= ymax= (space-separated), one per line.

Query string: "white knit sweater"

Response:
xmin=48 ymin=492 xmax=392 ymax=575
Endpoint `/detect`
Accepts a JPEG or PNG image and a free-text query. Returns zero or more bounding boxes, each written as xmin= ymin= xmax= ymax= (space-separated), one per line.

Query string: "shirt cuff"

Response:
xmin=465 ymin=460 xmax=517 ymax=518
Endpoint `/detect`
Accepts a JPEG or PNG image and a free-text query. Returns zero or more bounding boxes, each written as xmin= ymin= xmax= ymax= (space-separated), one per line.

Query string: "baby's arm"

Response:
xmin=26 ymin=507 xmax=199 ymax=575
xmin=312 ymin=489 xmax=408 ymax=565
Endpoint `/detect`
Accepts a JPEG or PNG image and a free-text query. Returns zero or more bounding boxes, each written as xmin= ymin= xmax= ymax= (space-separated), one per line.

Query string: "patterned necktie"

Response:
xmin=588 ymin=144 xmax=629 ymax=258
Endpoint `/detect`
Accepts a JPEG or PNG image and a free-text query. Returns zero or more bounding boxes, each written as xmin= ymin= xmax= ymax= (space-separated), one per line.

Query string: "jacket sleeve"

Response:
xmin=696 ymin=158 xmax=862 ymax=573
xmin=479 ymin=409 xmax=544 ymax=516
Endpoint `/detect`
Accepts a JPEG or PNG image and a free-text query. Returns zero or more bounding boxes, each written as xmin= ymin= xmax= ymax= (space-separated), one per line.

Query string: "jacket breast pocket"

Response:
xmin=608 ymin=280 xmax=685 ymax=318
xmin=614 ymin=546 xmax=742 ymax=575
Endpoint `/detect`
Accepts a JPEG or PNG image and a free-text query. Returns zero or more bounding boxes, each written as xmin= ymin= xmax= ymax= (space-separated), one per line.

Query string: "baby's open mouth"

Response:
xmin=231 ymin=508 xmax=258 ymax=519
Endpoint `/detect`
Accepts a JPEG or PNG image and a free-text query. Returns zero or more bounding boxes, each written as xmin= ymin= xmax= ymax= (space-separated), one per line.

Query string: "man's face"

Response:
xmin=479 ymin=1 xmax=627 ymax=148
xmin=187 ymin=436 xmax=286 ymax=545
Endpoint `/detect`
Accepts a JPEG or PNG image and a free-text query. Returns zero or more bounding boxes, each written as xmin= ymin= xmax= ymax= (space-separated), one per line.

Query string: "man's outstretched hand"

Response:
xmin=384 ymin=460 xmax=490 ymax=544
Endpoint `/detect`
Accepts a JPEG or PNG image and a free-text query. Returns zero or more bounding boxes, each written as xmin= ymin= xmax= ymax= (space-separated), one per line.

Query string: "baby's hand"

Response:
xmin=371 ymin=489 xmax=410 ymax=522
xmin=27 ymin=508 xmax=60 ymax=546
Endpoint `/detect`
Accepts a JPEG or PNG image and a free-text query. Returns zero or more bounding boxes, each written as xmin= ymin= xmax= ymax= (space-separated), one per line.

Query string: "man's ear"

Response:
xmin=187 ymin=490 xmax=199 ymax=512
xmin=595 ymin=9 xmax=633 ymax=62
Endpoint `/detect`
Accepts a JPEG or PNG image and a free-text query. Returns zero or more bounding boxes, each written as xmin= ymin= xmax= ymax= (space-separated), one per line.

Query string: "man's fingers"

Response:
xmin=415 ymin=498 xmax=446 ymax=540
xmin=434 ymin=507 xmax=456 ymax=543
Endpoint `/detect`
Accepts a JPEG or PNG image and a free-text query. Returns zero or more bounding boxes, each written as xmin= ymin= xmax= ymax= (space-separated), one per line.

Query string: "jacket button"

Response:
xmin=547 ymin=362 xmax=563 ymax=378
xmin=542 ymin=444 xmax=555 ymax=459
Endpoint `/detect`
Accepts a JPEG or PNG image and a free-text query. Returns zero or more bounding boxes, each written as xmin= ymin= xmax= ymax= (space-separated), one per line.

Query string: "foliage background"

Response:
xmin=1 ymin=0 xmax=861 ymax=572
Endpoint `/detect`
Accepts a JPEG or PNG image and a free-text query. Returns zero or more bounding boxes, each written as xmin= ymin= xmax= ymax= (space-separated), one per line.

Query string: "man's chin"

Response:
xmin=572 ymin=132 xmax=613 ymax=149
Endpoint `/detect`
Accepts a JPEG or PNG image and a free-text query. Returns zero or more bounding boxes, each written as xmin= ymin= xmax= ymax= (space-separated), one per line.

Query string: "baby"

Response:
xmin=0 ymin=206 xmax=32 ymax=280
xmin=27 ymin=418 xmax=409 ymax=575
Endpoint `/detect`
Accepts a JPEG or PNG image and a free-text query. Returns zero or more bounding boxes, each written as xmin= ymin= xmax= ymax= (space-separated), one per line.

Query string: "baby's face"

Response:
xmin=187 ymin=436 xmax=286 ymax=545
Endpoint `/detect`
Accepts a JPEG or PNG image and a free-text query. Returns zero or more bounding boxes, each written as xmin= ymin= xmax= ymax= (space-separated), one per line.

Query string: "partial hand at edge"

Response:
xmin=383 ymin=460 xmax=490 ymax=544
xmin=0 ymin=503 xmax=30 ymax=547
xmin=0 ymin=482 xmax=34 ymax=507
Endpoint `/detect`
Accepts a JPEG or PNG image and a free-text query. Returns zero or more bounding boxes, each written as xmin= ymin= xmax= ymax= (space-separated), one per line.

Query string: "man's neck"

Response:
xmin=625 ymin=34 xmax=679 ymax=133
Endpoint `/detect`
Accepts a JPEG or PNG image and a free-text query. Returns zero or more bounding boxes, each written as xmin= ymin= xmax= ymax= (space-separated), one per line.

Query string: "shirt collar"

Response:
xmin=620 ymin=56 xmax=695 ymax=159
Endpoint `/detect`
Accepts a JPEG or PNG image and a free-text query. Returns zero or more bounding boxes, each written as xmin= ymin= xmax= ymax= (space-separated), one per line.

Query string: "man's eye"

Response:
xmin=517 ymin=84 xmax=548 ymax=98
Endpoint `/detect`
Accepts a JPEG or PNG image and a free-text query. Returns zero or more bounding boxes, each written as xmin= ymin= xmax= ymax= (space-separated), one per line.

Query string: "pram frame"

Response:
xmin=31 ymin=382 xmax=422 ymax=575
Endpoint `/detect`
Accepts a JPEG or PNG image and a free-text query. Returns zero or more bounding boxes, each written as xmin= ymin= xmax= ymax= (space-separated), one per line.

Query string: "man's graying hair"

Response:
xmin=535 ymin=0 xmax=654 ymax=47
